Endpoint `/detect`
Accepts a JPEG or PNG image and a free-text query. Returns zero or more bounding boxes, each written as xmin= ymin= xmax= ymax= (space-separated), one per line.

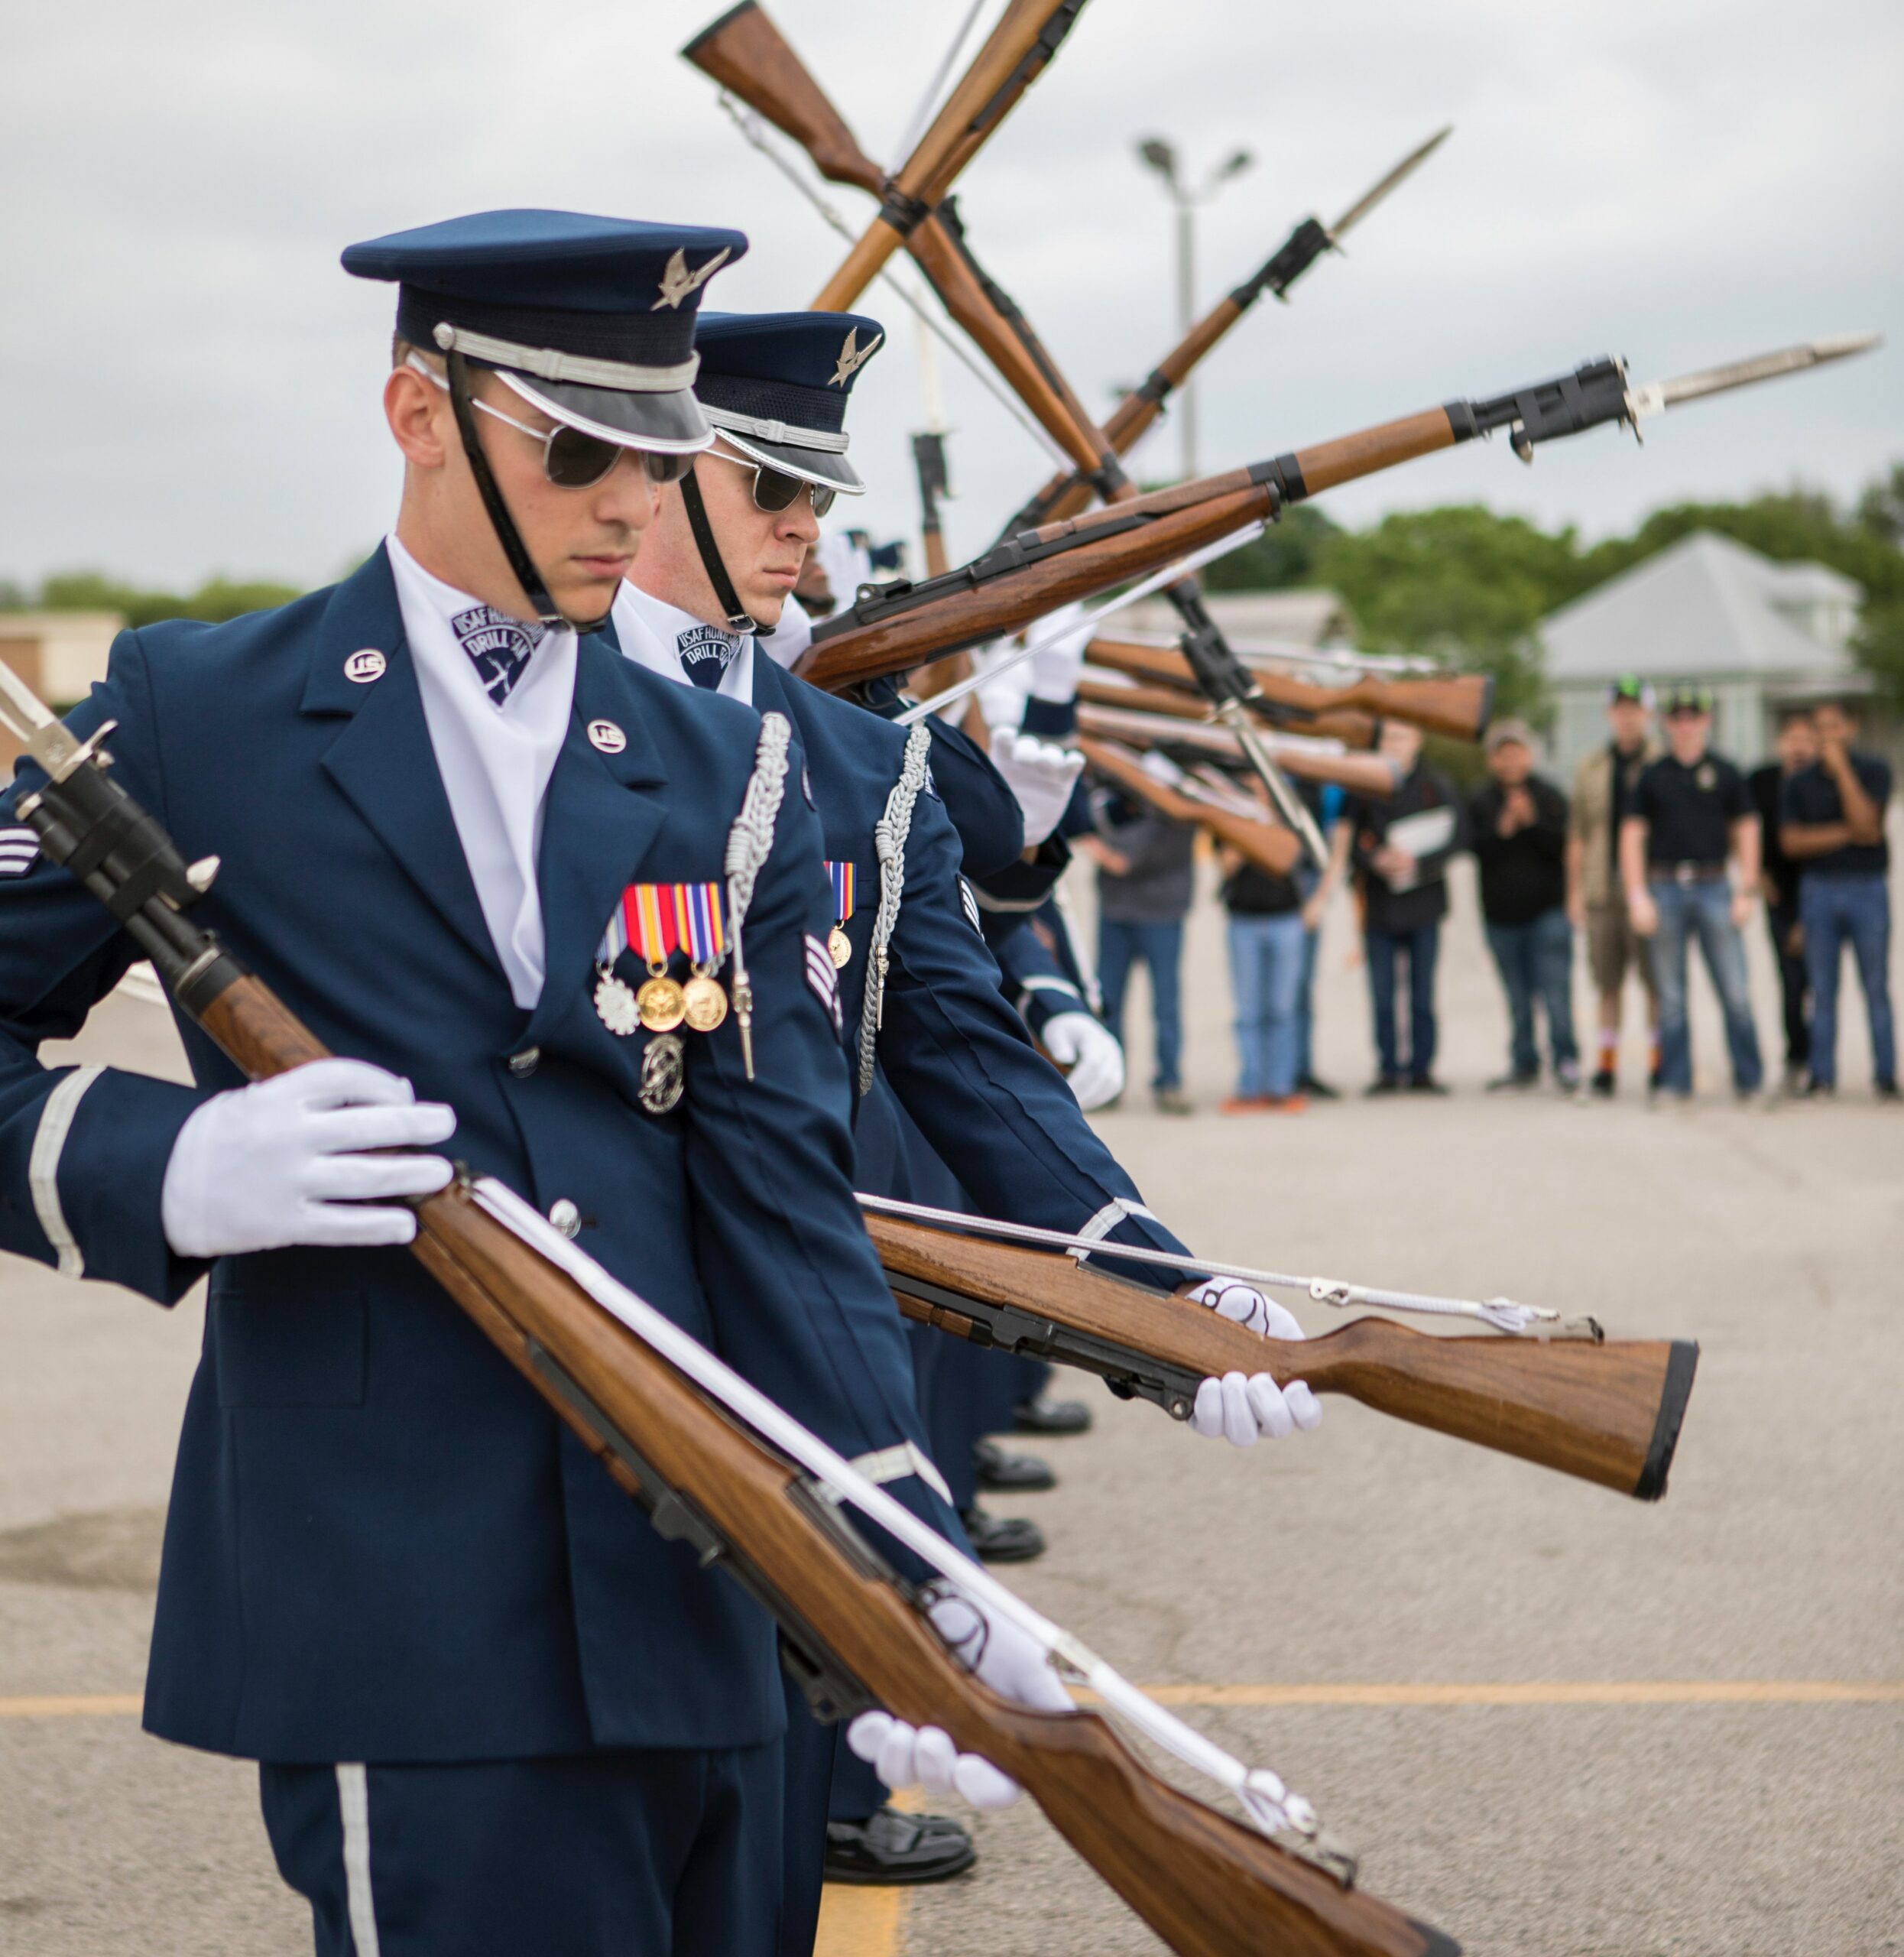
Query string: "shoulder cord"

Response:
xmin=857 ymin=722 xmax=933 ymax=1096
xmin=724 ymin=711 xmax=792 ymax=1079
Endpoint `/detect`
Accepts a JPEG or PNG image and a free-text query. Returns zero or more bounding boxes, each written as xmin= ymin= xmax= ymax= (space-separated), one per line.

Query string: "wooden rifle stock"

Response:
xmin=1079 ymin=673 xmax=1382 ymax=750
xmin=1075 ymin=734 xmax=1302 ymax=875
xmin=868 ymin=1213 xmax=1697 ymax=1501
xmin=18 ymin=729 xmax=1452 ymax=1957
xmin=810 ymin=0 xmax=1088 ymax=311
xmin=1088 ymin=638 xmax=1493 ymax=742
xmin=1075 ymin=702 xmax=1400 ymax=797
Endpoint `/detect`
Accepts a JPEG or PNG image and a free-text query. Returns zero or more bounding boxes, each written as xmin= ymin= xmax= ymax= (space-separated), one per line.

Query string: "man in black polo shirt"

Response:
xmin=1781 ymin=700 xmax=1896 ymax=1098
xmin=1620 ymin=686 xmax=1765 ymax=1100
xmin=1750 ymin=710 xmax=1818 ymax=1092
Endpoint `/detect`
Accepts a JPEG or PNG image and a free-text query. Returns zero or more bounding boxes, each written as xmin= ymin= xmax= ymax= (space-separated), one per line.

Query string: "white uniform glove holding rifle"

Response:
xmin=1040 ymin=1010 xmax=1124 ymax=1110
xmin=1184 ymin=1280 xmax=1323 ymax=1447
xmin=847 ymin=1588 xmax=1073 ymax=1809
xmin=987 ymin=726 xmax=1083 ymax=848
xmin=161 ymin=1059 xmax=456 ymax=1257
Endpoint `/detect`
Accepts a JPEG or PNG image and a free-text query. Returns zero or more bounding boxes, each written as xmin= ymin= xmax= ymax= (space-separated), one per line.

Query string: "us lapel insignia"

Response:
xmin=589 ymin=719 xmax=628 ymax=754
xmin=651 ymin=246 xmax=731 ymax=312
xmin=345 ymin=648 xmax=387 ymax=683
xmin=829 ymin=327 xmax=883 ymax=388
xmin=639 ymin=1030 xmax=686 ymax=1115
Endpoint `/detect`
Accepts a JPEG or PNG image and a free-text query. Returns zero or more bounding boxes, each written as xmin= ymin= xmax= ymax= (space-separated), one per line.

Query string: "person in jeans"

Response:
xmin=1781 ymin=699 xmax=1896 ymax=1098
xmin=1468 ymin=719 xmax=1579 ymax=1091
xmin=1217 ymin=787 xmax=1309 ymax=1114
xmin=1566 ymin=677 xmax=1659 ymax=1096
xmin=1620 ymin=686 xmax=1764 ymax=1101
xmin=1294 ymin=777 xmax=1345 ymax=1098
xmin=1337 ymin=722 xmax=1462 ymax=1094
xmin=1750 ymin=711 xmax=1818 ymax=1092
xmin=1076 ymin=790 xmax=1196 ymax=1114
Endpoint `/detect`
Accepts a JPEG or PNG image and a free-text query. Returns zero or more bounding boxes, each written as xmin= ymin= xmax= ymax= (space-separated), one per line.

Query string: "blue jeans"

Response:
xmin=1646 ymin=879 xmax=1763 ymax=1094
xmin=1484 ymin=908 xmax=1579 ymax=1076
xmin=1800 ymin=874 xmax=1895 ymax=1086
xmin=1365 ymin=921 xmax=1439 ymax=1081
xmin=1296 ymin=925 xmax=1320 ymax=1082
xmin=1226 ymin=911 xmax=1307 ymax=1098
xmin=1098 ymin=917 xmax=1184 ymax=1089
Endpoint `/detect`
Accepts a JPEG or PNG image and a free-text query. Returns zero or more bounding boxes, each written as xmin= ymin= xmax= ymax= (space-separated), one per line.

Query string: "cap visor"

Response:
xmin=718 ymin=427 xmax=864 ymax=495
xmin=501 ymin=371 xmax=712 ymax=454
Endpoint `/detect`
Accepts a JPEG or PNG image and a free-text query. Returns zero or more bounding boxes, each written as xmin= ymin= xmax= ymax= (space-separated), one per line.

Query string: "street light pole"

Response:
xmin=1136 ymin=138 xmax=1254 ymax=480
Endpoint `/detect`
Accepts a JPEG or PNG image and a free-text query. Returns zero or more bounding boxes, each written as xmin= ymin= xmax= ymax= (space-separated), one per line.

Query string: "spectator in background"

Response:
xmin=1620 ymin=686 xmax=1763 ymax=1102
xmin=1294 ymin=779 xmax=1346 ymax=1099
xmin=1075 ymin=790 xmax=1196 ymax=1115
xmin=1468 ymin=720 xmax=1580 ymax=1092
xmin=1216 ymin=780 xmax=1309 ymax=1115
xmin=1335 ymin=722 xmax=1461 ymax=1095
xmin=1781 ymin=699 xmax=1896 ymax=1099
xmin=1567 ymin=677 xmax=1659 ymax=1097
xmin=1750 ymin=711 xmax=1818 ymax=1094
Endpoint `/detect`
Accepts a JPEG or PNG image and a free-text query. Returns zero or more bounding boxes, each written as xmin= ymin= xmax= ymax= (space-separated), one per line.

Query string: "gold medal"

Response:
xmin=682 ymin=971 xmax=728 ymax=1034
xmin=637 ymin=972 xmax=686 ymax=1032
xmin=828 ymin=923 xmax=852 ymax=968
xmin=594 ymin=968 xmax=641 ymax=1037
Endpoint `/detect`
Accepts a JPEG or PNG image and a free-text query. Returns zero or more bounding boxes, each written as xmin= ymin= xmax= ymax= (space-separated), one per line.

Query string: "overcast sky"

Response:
xmin=5 ymin=0 xmax=1900 ymax=592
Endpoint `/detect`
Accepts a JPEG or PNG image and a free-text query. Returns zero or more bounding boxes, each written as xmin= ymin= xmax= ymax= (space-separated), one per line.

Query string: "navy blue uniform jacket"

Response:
xmin=0 ymin=550 xmax=955 ymax=1764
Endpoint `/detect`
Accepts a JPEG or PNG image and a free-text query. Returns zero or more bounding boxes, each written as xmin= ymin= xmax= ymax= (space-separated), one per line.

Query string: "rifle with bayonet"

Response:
xmin=864 ymin=1203 xmax=1698 ymax=1502
xmin=1088 ymin=637 xmax=1494 ymax=742
xmin=0 ymin=666 xmax=1455 ymax=1957
xmin=1075 ymin=699 xmax=1402 ymax=797
xmin=1077 ymin=673 xmax=1382 ymax=749
xmin=1075 ymin=733 xmax=1302 ymax=875
xmin=682 ymin=0 xmax=1336 ymax=860
xmin=795 ymin=335 xmax=1880 ymax=694
xmin=1007 ymin=125 xmax=1452 ymax=533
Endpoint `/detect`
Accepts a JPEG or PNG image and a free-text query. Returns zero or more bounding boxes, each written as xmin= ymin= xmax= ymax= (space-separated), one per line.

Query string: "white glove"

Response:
xmin=161 ymin=1058 xmax=456 ymax=1258
xmin=987 ymin=726 xmax=1083 ymax=848
xmin=1040 ymin=1011 xmax=1124 ymax=1111
xmin=1026 ymin=602 xmax=1091 ymax=705
xmin=847 ymin=1588 xmax=1073 ymax=1810
xmin=1184 ymin=1279 xmax=1323 ymax=1447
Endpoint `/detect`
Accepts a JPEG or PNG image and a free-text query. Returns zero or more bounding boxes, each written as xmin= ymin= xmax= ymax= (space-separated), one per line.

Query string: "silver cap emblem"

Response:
xmin=829 ymin=327 xmax=883 ymax=388
xmin=652 ymin=246 xmax=731 ymax=312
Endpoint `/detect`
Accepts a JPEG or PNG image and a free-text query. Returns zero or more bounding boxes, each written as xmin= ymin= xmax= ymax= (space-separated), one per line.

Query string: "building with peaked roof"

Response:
xmin=1541 ymin=531 xmax=1867 ymax=772
xmin=1121 ymin=588 xmax=1354 ymax=649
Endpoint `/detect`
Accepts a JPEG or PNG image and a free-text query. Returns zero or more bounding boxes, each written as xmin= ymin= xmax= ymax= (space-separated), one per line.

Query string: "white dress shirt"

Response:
xmin=614 ymin=582 xmax=757 ymax=703
xmin=388 ymin=534 xmax=578 ymax=1008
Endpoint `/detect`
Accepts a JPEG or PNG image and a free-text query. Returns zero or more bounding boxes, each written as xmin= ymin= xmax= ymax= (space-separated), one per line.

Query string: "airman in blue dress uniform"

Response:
xmin=604 ymin=307 xmax=1324 ymax=1942
xmin=0 ymin=213 xmax=997 ymax=1957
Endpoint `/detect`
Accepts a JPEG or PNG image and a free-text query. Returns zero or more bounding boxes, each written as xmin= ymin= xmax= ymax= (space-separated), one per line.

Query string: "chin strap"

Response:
xmin=680 ymin=463 xmax=759 ymax=635
xmin=444 ymin=350 xmax=612 ymax=634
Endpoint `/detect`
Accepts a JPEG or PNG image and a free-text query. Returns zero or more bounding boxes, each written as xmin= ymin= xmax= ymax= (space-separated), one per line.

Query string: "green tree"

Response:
xmin=1200 ymin=504 xmax=1340 ymax=592
xmin=31 ymin=571 xmax=301 ymax=628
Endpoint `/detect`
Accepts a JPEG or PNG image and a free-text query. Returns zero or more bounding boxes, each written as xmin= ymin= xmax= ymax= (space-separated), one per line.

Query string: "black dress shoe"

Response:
xmin=1407 ymin=1076 xmax=1450 ymax=1095
xmin=1012 ymin=1394 xmax=1091 ymax=1436
xmin=1364 ymin=1075 xmax=1403 ymax=1096
xmin=961 ymin=1505 xmax=1046 ymax=1563
xmin=824 ymin=1806 xmax=976 ymax=1885
xmin=973 ymin=1439 xmax=1056 ymax=1492
xmin=1297 ymin=1074 xmax=1340 ymax=1100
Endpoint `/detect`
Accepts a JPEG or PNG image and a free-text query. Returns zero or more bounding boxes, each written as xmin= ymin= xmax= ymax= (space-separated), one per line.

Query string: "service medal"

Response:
xmin=682 ymin=971 xmax=728 ymax=1033
xmin=825 ymin=861 xmax=856 ymax=969
xmin=638 ymin=1031 xmax=686 ymax=1115
xmin=637 ymin=972 xmax=687 ymax=1032
xmin=828 ymin=924 xmax=851 ymax=968
xmin=594 ymin=969 xmax=641 ymax=1036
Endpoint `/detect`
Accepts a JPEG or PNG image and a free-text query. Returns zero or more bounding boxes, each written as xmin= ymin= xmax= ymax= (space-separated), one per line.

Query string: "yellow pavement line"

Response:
xmin=815 ymin=1884 xmax=908 ymax=1957
xmin=0 ymin=1693 xmax=142 ymax=1718
xmin=1084 ymin=1680 xmax=1904 ymax=1708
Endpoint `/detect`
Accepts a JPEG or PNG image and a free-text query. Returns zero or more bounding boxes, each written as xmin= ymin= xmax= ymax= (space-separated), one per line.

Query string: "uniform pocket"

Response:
xmin=212 ymin=1288 xmax=368 ymax=1408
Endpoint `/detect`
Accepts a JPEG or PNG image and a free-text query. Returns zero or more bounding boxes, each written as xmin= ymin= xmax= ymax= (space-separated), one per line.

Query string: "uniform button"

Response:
xmin=548 ymin=1199 xmax=582 ymax=1239
xmin=507 ymin=1047 xmax=540 ymax=1076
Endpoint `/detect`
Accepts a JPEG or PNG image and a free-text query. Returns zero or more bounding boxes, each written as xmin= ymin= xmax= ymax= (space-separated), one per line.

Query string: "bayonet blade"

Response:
xmin=1625 ymin=332 xmax=1881 ymax=421
xmin=1328 ymin=123 xmax=1453 ymax=241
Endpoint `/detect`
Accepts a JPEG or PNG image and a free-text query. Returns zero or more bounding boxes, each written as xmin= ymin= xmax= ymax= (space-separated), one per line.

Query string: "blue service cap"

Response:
xmin=693 ymin=310 xmax=885 ymax=494
xmin=343 ymin=209 xmax=748 ymax=453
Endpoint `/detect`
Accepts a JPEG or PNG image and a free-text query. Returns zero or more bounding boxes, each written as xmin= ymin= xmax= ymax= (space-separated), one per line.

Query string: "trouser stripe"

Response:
xmin=336 ymin=1764 xmax=381 ymax=1957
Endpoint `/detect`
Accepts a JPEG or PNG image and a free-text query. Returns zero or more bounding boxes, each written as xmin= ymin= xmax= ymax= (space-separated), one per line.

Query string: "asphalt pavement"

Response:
xmin=2 ymin=857 xmax=1899 ymax=1957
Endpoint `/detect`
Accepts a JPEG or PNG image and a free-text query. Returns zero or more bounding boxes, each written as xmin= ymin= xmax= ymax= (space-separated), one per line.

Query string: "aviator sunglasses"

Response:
xmin=701 ymin=444 xmax=838 ymax=519
xmin=407 ymin=355 xmax=694 ymax=489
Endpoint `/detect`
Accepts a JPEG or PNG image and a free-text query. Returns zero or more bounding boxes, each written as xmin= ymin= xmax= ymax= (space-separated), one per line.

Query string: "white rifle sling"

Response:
xmin=857 ymin=722 xmax=932 ymax=1096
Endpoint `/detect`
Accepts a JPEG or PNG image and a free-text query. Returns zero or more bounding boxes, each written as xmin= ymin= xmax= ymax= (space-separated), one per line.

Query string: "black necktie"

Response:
xmin=678 ymin=624 xmax=743 ymax=691
xmin=450 ymin=604 xmax=546 ymax=706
